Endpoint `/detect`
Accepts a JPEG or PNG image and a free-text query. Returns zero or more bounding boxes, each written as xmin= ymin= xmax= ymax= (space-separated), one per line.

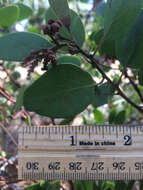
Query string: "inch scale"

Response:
xmin=18 ymin=125 xmax=143 ymax=180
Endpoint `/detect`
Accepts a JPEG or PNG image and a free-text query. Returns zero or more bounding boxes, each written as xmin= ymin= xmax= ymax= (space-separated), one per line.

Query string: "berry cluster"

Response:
xmin=42 ymin=19 xmax=63 ymax=36
xmin=23 ymin=48 xmax=57 ymax=76
xmin=22 ymin=19 xmax=64 ymax=76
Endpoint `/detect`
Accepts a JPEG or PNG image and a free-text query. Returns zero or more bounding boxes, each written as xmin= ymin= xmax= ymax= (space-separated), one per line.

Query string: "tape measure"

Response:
xmin=18 ymin=125 xmax=143 ymax=180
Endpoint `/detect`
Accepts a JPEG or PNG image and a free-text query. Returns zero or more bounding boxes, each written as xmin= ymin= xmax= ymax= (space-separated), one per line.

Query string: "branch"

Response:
xmin=93 ymin=37 xmax=104 ymax=56
xmin=33 ymin=26 xmax=143 ymax=114
xmin=0 ymin=86 xmax=16 ymax=103
xmin=1 ymin=63 xmax=21 ymax=88
xmin=124 ymin=70 xmax=143 ymax=103
xmin=69 ymin=42 xmax=143 ymax=113
xmin=0 ymin=123 xmax=18 ymax=147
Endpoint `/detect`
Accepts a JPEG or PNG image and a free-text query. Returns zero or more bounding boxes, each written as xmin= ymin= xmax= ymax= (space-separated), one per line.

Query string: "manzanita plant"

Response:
xmin=0 ymin=0 xmax=143 ymax=119
xmin=0 ymin=0 xmax=143 ymax=189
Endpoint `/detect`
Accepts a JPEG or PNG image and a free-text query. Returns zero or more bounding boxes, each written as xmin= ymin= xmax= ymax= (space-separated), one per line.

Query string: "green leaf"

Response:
xmin=48 ymin=0 xmax=71 ymax=30
xmin=45 ymin=8 xmax=85 ymax=47
xmin=1 ymin=151 xmax=6 ymax=157
xmin=59 ymin=118 xmax=74 ymax=125
xmin=96 ymin=1 xmax=107 ymax=17
xmin=74 ymin=181 xmax=97 ymax=190
xmin=25 ymin=181 xmax=60 ymax=190
xmin=14 ymin=86 xmax=27 ymax=112
xmin=140 ymin=180 xmax=143 ymax=190
xmin=28 ymin=26 xmax=41 ymax=34
xmin=0 ymin=5 xmax=19 ymax=27
xmin=115 ymin=181 xmax=127 ymax=190
xmin=138 ymin=70 xmax=143 ymax=86
xmin=104 ymin=0 xmax=143 ymax=40
xmin=94 ymin=109 xmax=105 ymax=124
xmin=92 ymin=82 xmax=112 ymax=108
xmin=115 ymin=110 xmax=126 ymax=124
xmin=12 ymin=71 xmax=21 ymax=80
xmin=24 ymin=183 xmax=41 ymax=190
xmin=24 ymin=64 xmax=95 ymax=118
xmin=109 ymin=109 xmax=126 ymax=124
xmin=109 ymin=108 xmax=117 ymax=124
xmin=16 ymin=3 xmax=32 ymax=21
xmin=0 ymin=32 xmax=52 ymax=61
xmin=122 ymin=10 xmax=143 ymax=69
xmin=58 ymin=55 xmax=81 ymax=66
xmin=126 ymin=181 xmax=134 ymax=190
xmin=102 ymin=181 xmax=115 ymax=190
xmin=90 ymin=29 xmax=116 ymax=57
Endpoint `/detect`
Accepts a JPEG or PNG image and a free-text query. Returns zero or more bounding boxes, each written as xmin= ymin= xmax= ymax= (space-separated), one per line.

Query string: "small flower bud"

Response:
xmin=51 ymin=23 xmax=60 ymax=33
xmin=57 ymin=20 xmax=63 ymax=27
xmin=51 ymin=57 xmax=57 ymax=67
xmin=42 ymin=25 xmax=50 ymax=35
xmin=48 ymin=19 xmax=55 ymax=25
xmin=47 ymin=50 xmax=54 ymax=55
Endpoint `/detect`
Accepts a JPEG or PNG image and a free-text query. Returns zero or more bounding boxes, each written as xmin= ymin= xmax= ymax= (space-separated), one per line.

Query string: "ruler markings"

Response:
xmin=102 ymin=125 xmax=104 ymax=138
xmin=19 ymin=125 xmax=143 ymax=180
xmin=21 ymin=172 xmax=143 ymax=180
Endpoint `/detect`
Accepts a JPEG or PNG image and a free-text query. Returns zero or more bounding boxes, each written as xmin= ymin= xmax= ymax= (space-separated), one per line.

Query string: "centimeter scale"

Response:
xmin=18 ymin=125 xmax=143 ymax=180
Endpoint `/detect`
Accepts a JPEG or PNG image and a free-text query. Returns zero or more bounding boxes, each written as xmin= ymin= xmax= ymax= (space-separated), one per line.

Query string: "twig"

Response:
xmin=0 ymin=86 xmax=16 ymax=103
xmin=1 ymin=63 xmax=21 ymax=88
xmin=68 ymin=41 xmax=143 ymax=113
xmin=51 ymin=118 xmax=56 ymax=125
xmin=93 ymin=37 xmax=104 ymax=56
xmin=0 ymin=123 xmax=18 ymax=147
xmin=125 ymin=70 xmax=143 ymax=103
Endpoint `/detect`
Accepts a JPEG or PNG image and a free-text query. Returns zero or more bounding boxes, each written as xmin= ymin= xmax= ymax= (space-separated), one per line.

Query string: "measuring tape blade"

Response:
xmin=18 ymin=125 xmax=143 ymax=180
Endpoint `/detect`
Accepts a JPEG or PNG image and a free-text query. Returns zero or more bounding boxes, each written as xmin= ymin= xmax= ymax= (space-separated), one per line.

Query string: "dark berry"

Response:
xmin=57 ymin=20 xmax=63 ymax=27
xmin=48 ymin=50 xmax=54 ymax=55
xmin=51 ymin=57 xmax=57 ymax=67
xmin=51 ymin=23 xmax=60 ymax=33
xmin=42 ymin=25 xmax=50 ymax=35
xmin=48 ymin=19 xmax=55 ymax=25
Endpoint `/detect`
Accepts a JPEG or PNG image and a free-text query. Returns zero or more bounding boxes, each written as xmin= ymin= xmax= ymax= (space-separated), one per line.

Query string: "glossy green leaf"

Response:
xmin=94 ymin=109 xmax=105 ymax=124
xmin=138 ymin=70 xmax=143 ymax=86
xmin=24 ymin=64 xmax=95 ymax=118
xmin=58 ymin=55 xmax=81 ymax=66
xmin=48 ymin=0 xmax=71 ymax=30
xmin=0 ymin=32 xmax=52 ymax=61
xmin=122 ymin=10 xmax=143 ymax=69
xmin=115 ymin=110 xmax=126 ymax=124
xmin=90 ymin=29 xmax=116 ymax=57
xmin=104 ymin=0 xmax=143 ymax=40
xmin=92 ymin=82 xmax=112 ymax=108
xmin=96 ymin=1 xmax=107 ymax=17
xmin=45 ymin=8 xmax=85 ymax=47
xmin=16 ymin=3 xmax=32 ymax=21
xmin=0 ymin=5 xmax=19 ymax=27
xmin=14 ymin=86 xmax=27 ymax=112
